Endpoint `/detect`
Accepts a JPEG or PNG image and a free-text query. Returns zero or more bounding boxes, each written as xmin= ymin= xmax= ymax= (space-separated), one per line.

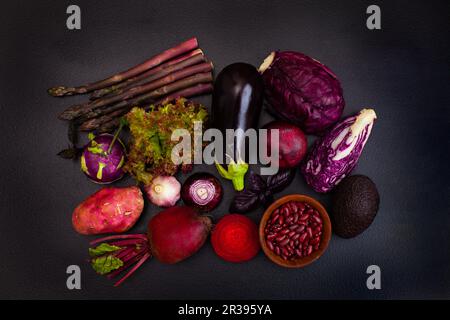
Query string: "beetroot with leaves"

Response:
xmin=259 ymin=51 xmax=344 ymax=135
xmin=88 ymin=206 xmax=211 ymax=286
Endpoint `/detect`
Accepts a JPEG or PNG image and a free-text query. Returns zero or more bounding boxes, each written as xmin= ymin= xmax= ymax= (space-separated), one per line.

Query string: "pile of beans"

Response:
xmin=264 ymin=201 xmax=323 ymax=260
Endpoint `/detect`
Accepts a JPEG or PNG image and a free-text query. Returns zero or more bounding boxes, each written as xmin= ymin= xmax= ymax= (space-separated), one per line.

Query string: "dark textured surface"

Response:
xmin=0 ymin=0 xmax=449 ymax=299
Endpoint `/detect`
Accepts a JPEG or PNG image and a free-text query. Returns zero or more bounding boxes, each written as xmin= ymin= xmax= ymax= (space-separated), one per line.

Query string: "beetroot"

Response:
xmin=263 ymin=121 xmax=308 ymax=169
xmin=88 ymin=205 xmax=211 ymax=286
xmin=148 ymin=206 xmax=211 ymax=263
xmin=211 ymin=214 xmax=260 ymax=263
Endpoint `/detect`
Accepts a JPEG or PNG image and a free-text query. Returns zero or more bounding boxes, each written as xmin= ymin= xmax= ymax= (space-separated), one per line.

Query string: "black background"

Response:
xmin=0 ymin=0 xmax=449 ymax=299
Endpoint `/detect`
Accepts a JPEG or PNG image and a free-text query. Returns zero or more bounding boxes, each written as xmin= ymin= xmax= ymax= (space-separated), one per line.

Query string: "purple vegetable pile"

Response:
xmin=49 ymin=37 xmax=380 ymax=286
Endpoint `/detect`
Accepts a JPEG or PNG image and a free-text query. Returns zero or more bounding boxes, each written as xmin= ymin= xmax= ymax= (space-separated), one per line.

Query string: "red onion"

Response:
xmin=181 ymin=172 xmax=223 ymax=212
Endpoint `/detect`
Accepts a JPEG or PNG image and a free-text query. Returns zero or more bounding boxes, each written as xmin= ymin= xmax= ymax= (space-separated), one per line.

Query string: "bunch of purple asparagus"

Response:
xmin=49 ymin=37 xmax=213 ymax=132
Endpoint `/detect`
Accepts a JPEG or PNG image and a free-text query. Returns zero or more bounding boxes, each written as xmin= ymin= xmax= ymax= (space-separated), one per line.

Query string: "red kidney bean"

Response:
xmin=299 ymin=232 xmax=308 ymax=243
xmin=265 ymin=201 xmax=325 ymax=260
xmin=267 ymin=233 xmax=276 ymax=241
xmin=299 ymin=214 xmax=309 ymax=221
xmin=306 ymin=227 xmax=313 ymax=239
xmin=270 ymin=213 xmax=280 ymax=225
xmin=274 ymin=246 xmax=280 ymax=255
xmin=313 ymin=226 xmax=322 ymax=236
xmin=296 ymin=202 xmax=305 ymax=212
xmin=310 ymin=236 xmax=320 ymax=245
xmin=312 ymin=215 xmax=322 ymax=225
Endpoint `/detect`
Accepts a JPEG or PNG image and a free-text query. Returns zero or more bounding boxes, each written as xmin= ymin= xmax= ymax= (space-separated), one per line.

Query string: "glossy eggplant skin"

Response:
xmin=211 ymin=63 xmax=264 ymax=162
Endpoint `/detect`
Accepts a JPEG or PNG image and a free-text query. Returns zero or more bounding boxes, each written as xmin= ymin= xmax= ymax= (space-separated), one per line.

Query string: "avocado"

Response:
xmin=331 ymin=175 xmax=380 ymax=238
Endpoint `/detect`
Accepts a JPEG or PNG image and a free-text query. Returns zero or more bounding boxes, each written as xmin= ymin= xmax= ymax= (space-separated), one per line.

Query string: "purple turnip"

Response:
xmin=263 ymin=121 xmax=308 ymax=169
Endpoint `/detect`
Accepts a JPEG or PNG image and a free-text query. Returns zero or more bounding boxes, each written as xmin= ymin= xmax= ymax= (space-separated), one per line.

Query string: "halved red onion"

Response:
xmin=181 ymin=173 xmax=223 ymax=212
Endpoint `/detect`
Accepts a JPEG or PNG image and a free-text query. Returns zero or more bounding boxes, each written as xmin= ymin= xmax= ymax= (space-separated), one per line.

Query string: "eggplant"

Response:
xmin=212 ymin=63 xmax=264 ymax=191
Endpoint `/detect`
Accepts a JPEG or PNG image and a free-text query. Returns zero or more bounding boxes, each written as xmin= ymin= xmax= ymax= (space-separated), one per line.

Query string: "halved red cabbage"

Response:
xmin=301 ymin=109 xmax=377 ymax=193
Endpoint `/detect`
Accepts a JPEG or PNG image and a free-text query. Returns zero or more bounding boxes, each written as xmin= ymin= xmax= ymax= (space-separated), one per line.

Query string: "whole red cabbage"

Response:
xmin=259 ymin=51 xmax=345 ymax=135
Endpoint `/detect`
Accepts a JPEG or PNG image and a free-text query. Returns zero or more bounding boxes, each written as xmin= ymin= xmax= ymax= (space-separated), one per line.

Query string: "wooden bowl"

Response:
xmin=259 ymin=194 xmax=332 ymax=268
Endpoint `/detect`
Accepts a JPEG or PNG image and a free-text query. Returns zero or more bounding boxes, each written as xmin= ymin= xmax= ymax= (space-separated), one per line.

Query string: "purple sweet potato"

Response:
xmin=72 ymin=186 xmax=144 ymax=235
